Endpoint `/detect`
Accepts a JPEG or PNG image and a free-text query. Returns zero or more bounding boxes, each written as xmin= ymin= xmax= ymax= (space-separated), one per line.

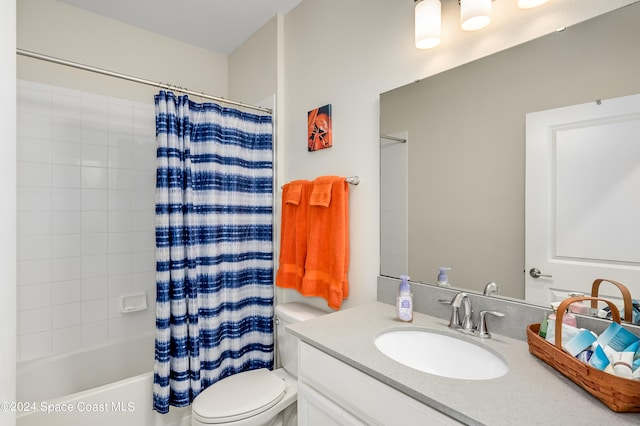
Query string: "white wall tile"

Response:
xmin=82 ymin=122 xmax=109 ymax=146
xmin=133 ymin=272 xmax=155 ymax=297
xmin=108 ymin=274 xmax=133 ymax=299
xmin=51 ymin=188 xmax=81 ymax=211
xmin=52 ymin=117 xmax=82 ymax=143
xmin=109 ymin=124 xmax=134 ymax=148
xmin=51 ymin=280 xmax=82 ymax=305
xmin=18 ymin=137 xmax=51 ymax=163
xmin=18 ymin=162 xmax=51 ymax=187
xmin=81 ymin=144 xmax=108 ymax=168
xmin=82 ymin=321 xmax=109 ymax=348
xmin=52 ymin=303 xmax=81 ymax=328
xmin=132 ymin=251 xmax=155 ymax=273
xmin=18 ymin=259 xmax=51 ymax=286
xmin=108 ymin=189 xmax=133 ymax=211
xmin=131 ymin=148 xmax=156 ymax=171
xmin=81 ymin=188 xmax=108 ymax=211
xmin=18 ymin=187 xmax=51 ymax=212
xmin=18 ymin=308 xmax=51 ymax=335
xmin=82 ymin=299 xmax=108 ymax=323
xmin=81 ymin=254 xmax=108 ymax=279
xmin=51 ymin=257 xmax=81 ymax=282
xmin=52 ymin=164 xmax=81 ymax=188
xmin=108 ymin=168 xmax=133 ymax=190
xmin=17 ymin=81 xmax=157 ymax=361
xmin=108 ymin=99 xmax=133 ymax=128
xmin=131 ymin=231 xmax=153 ymax=253
xmin=108 ymin=232 xmax=132 ymax=254
xmin=18 ymin=211 xmax=51 ymax=236
xmin=81 ymin=167 xmax=108 ymax=189
xmin=108 ymin=211 xmax=132 ymax=233
xmin=132 ymin=210 xmax=155 ymax=232
xmin=133 ymin=127 xmax=155 ymax=151
xmin=81 ymin=233 xmax=108 ymax=256
xmin=51 ymin=234 xmax=81 ymax=258
xmin=81 ymin=211 xmax=108 ymax=233
xmin=18 ymin=235 xmax=51 ymax=260
xmin=19 ymin=331 xmax=52 ymax=361
xmin=108 ymin=253 xmax=133 ymax=276
xmin=18 ymin=112 xmax=51 ymax=140
xmin=132 ymin=188 xmax=155 ymax=211
xmin=132 ymin=169 xmax=155 ymax=190
xmin=108 ymin=145 xmax=132 ymax=169
xmin=51 ymin=140 xmax=81 ymax=166
xmin=81 ymin=276 xmax=108 ymax=301
xmin=52 ymin=326 xmax=82 ymax=354
xmin=18 ymin=283 xmax=51 ymax=310
xmin=52 ymin=211 xmax=81 ymax=235
xmin=51 ymin=87 xmax=82 ymax=119
xmin=81 ymin=93 xmax=109 ymax=124
xmin=133 ymin=102 xmax=155 ymax=130
xmin=17 ymin=84 xmax=51 ymax=115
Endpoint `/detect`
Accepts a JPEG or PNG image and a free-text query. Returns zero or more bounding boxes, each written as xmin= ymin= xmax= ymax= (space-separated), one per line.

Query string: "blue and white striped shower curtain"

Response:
xmin=153 ymin=91 xmax=274 ymax=414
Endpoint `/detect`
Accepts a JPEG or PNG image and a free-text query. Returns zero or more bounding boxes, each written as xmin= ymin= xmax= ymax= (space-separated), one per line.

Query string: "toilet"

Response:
xmin=191 ymin=302 xmax=326 ymax=426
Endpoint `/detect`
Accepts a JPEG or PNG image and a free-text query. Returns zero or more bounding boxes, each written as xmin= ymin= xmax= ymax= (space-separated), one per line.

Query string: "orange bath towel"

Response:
xmin=300 ymin=176 xmax=350 ymax=309
xmin=275 ymin=180 xmax=310 ymax=290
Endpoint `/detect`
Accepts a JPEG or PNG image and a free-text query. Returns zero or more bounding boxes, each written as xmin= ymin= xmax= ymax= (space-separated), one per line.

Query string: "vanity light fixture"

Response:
xmin=460 ymin=0 xmax=492 ymax=31
xmin=415 ymin=0 xmax=442 ymax=49
xmin=415 ymin=0 xmax=551 ymax=49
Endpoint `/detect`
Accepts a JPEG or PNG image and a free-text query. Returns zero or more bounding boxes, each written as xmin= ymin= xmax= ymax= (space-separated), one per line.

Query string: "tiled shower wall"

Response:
xmin=17 ymin=80 xmax=157 ymax=361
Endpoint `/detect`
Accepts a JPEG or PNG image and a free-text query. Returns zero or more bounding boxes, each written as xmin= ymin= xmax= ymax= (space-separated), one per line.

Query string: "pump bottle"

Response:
xmin=397 ymin=275 xmax=413 ymax=322
xmin=437 ymin=267 xmax=451 ymax=287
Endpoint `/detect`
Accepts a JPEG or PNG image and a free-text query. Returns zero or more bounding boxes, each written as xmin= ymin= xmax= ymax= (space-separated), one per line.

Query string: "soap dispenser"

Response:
xmin=397 ymin=275 xmax=413 ymax=322
xmin=437 ymin=267 xmax=451 ymax=287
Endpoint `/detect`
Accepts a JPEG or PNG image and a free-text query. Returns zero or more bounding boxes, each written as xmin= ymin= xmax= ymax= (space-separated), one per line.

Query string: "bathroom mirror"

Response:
xmin=380 ymin=2 xmax=640 ymax=307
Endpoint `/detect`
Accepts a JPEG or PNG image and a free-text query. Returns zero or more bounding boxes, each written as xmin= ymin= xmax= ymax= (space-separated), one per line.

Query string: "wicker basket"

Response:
xmin=527 ymin=296 xmax=640 ymax=413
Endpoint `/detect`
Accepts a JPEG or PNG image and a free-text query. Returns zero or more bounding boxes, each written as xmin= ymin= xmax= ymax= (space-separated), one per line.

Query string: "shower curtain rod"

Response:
xmin=16 ymin=48 xmax=272 ymax=114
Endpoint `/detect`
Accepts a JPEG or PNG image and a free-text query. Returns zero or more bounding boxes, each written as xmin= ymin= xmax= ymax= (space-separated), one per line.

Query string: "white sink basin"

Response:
xmin=374 ymin=329 xmax=508 ymax=380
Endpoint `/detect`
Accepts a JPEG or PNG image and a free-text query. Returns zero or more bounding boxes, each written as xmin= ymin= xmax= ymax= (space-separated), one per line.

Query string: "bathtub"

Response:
xmin=16 ymin=334 xmax=191 ymax=426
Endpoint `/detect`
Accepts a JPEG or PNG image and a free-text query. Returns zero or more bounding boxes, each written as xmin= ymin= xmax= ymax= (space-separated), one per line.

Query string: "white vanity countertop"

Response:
xmin=287 ymin=301 xmax=640 ymax=425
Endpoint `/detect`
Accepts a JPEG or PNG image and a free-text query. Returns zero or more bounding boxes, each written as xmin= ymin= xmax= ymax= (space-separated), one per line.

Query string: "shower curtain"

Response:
xmin=153 ymin=91 xmax=274 ymax=414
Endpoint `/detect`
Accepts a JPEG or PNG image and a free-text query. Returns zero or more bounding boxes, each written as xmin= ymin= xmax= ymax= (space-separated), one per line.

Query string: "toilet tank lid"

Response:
xmin=275 ymin=302 xmax=327 ymax=323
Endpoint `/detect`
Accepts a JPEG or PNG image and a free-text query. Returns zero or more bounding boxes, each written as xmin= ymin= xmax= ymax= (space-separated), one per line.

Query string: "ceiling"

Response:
xmin=57 ymin=0 xmax=303 ymax=55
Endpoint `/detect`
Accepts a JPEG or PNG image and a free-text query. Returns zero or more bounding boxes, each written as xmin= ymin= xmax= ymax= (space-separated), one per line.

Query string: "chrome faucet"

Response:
xmin=483 ymin=281 xmax=499 ymax=296
xmin=441 ymin=291 xmax=504 ymax=339
xmin=444 ymin=292 xmax=474 ymax=332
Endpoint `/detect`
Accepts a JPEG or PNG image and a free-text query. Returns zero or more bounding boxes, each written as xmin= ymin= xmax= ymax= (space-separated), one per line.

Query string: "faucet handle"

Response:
xmin=474 ymin=310 xmax=505 ymax=339
xmin=439 ymin=297 xmax=462 ymax=329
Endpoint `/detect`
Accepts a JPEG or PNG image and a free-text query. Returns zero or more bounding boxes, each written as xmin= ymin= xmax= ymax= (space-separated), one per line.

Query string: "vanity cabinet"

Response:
xmin=297 ymin=342 xmax=462 ymax=426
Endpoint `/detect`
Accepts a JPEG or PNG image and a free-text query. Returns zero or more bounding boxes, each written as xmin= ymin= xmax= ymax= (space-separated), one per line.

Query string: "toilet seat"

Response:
xmin=191 ymin=369 xmax=287 ymax=424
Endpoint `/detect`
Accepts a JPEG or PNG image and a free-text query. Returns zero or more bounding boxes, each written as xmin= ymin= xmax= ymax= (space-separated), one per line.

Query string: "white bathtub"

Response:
xmin=16 ymin=334 xmax=191 ymax=426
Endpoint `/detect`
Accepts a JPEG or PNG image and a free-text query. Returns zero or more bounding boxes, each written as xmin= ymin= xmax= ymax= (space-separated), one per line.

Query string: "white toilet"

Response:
xmin=191 ymin=302 xmax=326 ymax=426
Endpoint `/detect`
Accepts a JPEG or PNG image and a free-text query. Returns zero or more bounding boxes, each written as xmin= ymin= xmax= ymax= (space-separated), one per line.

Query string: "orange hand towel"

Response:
xmin=276 ymin=180 xmax=310 ymax=290
xmin=300 ymin=176 xmax=350 ymax=309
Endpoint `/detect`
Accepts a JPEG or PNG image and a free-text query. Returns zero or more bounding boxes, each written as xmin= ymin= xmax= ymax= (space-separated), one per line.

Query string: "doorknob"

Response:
xmin=529 ymin=268 xmax=552 ymax=278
